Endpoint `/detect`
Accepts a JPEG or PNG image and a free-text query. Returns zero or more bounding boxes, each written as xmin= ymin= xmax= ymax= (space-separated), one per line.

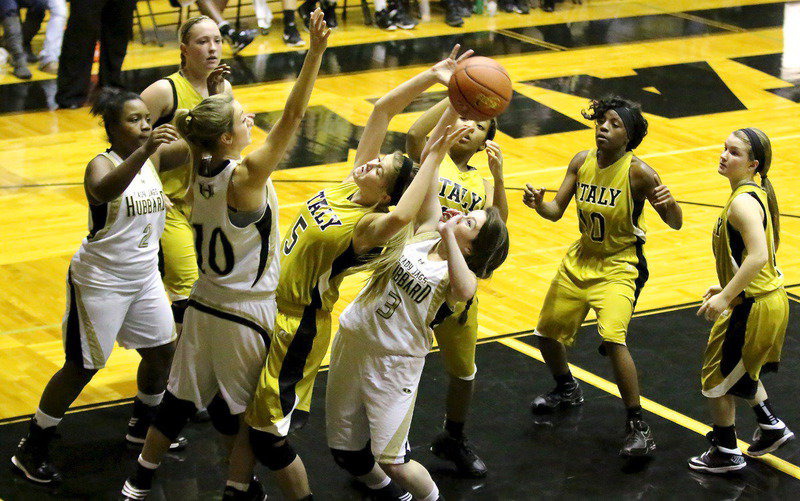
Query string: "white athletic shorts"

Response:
xmin=326 ymin=331 xmax=425 ymax=464
xmin=167 ymin=294 xmax=275 ymax=415
xmin=63 ymin=267 xmax=176 ymax=370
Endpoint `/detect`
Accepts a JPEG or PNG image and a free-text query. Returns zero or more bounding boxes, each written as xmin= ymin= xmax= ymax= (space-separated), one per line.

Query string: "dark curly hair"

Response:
xmin=90 ymin=87 xmax=144 ymax=143
xmin=581 ymin=96 xmax=648 ymax=151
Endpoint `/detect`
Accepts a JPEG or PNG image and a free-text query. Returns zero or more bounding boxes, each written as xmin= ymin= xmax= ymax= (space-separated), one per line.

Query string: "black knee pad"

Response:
xmin=249 ymin=428 xmax=297 ymax=471
xmin=330 ymin=443 xmax=375 ymax=477
xmin=171 ymin=299 xmax=189 ymax=324
xmin=207 ymin=393 xmax=239 ymax=436
xmin=152 ymin=391 xmax=196 ymax=441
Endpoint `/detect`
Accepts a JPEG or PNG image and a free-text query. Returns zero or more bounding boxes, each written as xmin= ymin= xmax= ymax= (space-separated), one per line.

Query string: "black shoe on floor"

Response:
xmin=283 ymin=23 xmax=306 ymax=46
xmin=375 ymin=9 xmax=398 ymax=30
xmin=225 ymin=28 xmax=257 ymax=53
xmin=430 ymin=431 xmax=488 ymax=478
xmin=297 ymin=0 xmax=314 ymax=30
xmin=222 ymin=477 xmax=267 ymax=500
xmin=747 ymin=425 xmax=795 ymax=457
xmin=530 ymin=382 xmax=584 ymax=414
xmin=389 ymin=2 xmax=417 ymax=29
xmin=456 ymin=0 xmax=472 ymax=17
xmin=515 ymin=0 xmax=530 ymax=13
xmin=443 ymin=0 xmax=464 ymax=27
xmin=11 ymin=422 xmax=62 ymax=484
xmin=499 ymin=0 xmax=520 ymax=12
xmin=688 ymin=446 xmax=746 ymax=473
xmin=322 ymin=1 xmax=338 ymax=28
xmin=620 ymin=418 xmax=656 ymax=457
xmin=125 ymin=399 xmax=188 ymax=451
xmin=541 ymin=0 xmax=555 ymax=12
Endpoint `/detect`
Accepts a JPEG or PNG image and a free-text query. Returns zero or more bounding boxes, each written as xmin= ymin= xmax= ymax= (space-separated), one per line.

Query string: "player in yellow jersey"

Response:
xmin=405 ymin=97 xmax=507 ymax=477
xmin=140 ymin=16 xmax=233 ymax=333
xmin=243 ymin=46 xmax=475 ymax=499
xmin=688 ymin=128 xmax=792 ymax=474
xmin=523 ymin=97 xmax=683 ymax=457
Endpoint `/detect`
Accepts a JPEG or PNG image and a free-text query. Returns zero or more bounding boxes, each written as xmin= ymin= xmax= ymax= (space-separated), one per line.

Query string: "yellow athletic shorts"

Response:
xmin=535 ymin=265 xmax=640 ymax=347
xmin=245 ymin=302 xmax=332 ymax=436
xmin=159 ymin=202 xmax=198 ymax=301
xmin=433 ymin=297 xmax=478 ymax=380
xmin=701 ymin=288 xmax=789 ymax=399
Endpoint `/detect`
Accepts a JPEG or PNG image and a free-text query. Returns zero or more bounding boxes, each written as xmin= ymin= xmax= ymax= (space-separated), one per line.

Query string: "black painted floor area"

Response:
xmin=1 ymin=303 xmax=800 ymax=499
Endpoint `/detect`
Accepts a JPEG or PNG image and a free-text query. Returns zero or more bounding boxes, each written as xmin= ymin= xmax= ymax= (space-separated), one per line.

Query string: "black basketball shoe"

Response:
xmin=747 ymin=425 xmax=795 ymax=457
xmin=689 ymin=446 xmax=746 ymax=473
xmin=11 ymin=421 xmax=62 ymax=484
xmin=430 ymin=431 xmax=488 ymax=478
xmin=530 ymin=382 xmax=584 ymax=414
xmin=620 ymin=418 xmax=656 ymax=457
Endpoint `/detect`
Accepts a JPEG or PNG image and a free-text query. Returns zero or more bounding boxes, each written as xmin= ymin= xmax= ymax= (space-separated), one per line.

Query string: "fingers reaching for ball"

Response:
xmin=522 ymin=183 xmax=546 ymax=209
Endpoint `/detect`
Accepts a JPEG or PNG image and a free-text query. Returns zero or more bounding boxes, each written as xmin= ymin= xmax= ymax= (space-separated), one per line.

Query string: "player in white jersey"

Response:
xmin=11 ymin=88 xmax=191 ymax=485
xmin=121 ymin=10 xmax=329 ymax=501
xmin=326 ymin=106 xmax=509 ymax=501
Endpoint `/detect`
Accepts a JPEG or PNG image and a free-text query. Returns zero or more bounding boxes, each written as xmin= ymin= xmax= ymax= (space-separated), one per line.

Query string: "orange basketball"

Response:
xmin=448 ymin=56 xmax=513 ymax=121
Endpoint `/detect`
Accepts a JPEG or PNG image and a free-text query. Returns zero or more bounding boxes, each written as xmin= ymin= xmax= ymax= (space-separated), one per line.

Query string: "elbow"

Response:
xmin=452 ymin=287 xmax=475 ymax=304
xmin=670 ymin=219 xmax=683 ymax=230
xmin=751 ymin=254 xmax=769 ymax=269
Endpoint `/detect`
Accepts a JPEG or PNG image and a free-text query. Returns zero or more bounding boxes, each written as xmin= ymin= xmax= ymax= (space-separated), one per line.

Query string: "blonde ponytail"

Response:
xmin=761 ymin=175 xmax=780 ymax=249
xmin=351 ymin=224 xmax=414 ymax=305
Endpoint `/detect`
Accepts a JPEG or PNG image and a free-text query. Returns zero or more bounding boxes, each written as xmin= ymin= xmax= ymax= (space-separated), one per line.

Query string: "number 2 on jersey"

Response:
xmin=138 ymin=224 xmax=152 ymax=248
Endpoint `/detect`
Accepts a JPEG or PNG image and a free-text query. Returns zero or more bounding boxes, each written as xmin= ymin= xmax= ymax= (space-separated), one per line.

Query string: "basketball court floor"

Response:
xmin=1 ymin=0 xmax=800 ymax=498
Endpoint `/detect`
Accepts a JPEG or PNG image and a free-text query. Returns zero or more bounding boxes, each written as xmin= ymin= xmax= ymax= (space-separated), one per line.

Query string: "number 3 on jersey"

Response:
xmin=193 ymin=224 xmax=234 ymax=275
xmin=283 ymin=216 xmax=308 ymax=255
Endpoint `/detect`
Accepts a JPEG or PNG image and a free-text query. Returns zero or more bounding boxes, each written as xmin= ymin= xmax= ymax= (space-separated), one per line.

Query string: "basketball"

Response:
xmin=448 ymin=56 xmax=513 ymax=121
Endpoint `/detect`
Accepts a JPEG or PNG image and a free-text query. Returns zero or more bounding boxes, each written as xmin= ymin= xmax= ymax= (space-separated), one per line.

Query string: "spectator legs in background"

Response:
xmin=56 ymin=0 xmax=103 ymax=108
xmin=97 ymin=0 xmax=135 ymax=89
xmin=38 ymin=0 xmax=66 ymax=73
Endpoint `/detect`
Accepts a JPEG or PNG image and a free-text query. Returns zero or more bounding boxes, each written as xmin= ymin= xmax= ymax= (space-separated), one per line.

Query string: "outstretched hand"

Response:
xmin=485 ymin=140 xmax=504 ymax=180
xmin=309 ymin=8 xmax=331 ymax=53
xmin=426 ymin=124 xmax=474 ymax=159
xmin=430 ymin=44 xmax=474 ymax=86
xmin=207 ymin=64 xmax=231 ymax=96
xmin=522 ymin=183 xmax=546 ymax=210
xmin=144 ymin=124 xmax=180 ymax=155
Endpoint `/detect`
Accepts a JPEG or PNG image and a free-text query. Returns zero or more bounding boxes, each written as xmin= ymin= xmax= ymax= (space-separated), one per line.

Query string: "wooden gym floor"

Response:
xmin=1 ymin=0 xmax=800 ymax=498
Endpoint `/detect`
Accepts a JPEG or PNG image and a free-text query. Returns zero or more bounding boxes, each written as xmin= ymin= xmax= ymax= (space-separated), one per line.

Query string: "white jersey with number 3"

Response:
xmin=338 ymin=235 xmax=452 ymax=358
xmin=71 ymin=150 xmax=166 ymax=287
xmin=190 ymin=159 xmax=280 ymax=300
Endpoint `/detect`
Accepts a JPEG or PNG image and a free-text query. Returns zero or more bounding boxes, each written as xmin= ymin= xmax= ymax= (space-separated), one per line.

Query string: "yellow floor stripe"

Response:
xmin=495 ymin=334 xmax=800 ymax=480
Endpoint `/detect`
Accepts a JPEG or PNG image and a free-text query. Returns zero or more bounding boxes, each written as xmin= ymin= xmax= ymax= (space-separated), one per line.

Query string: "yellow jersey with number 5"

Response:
xmin=562 ymin=149 xmax=647 ymax=283
xmin=277 ymin=182 xmax=373 ymax=312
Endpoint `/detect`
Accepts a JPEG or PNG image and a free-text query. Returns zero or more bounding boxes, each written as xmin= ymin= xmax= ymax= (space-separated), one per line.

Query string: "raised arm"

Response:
xmin=484 ymin=140 xmax=508 ymax=222
xmin=439 ymin=216 xmax=478 ymax=304
xmin=406 ymin=97 xmax=449 ymax=163
xmin=415 ymin=109 xmax=461 ymax=233
xmin=631 ymin=160 xmax=683 ymax=230
xmin=353 ymin=124 xmax=472 ymax=254
xmin=230 ymin=9 xmax=330 ymax=211
xmin=350 ymin=45 xmax=473 ymax=173
xmin=85 ymin=125 xmax=180 ymax=204
xmin=697 ymin=194 xmax=768 ymax=321
xmin=523 ymin=150 xmax=586 ymax=221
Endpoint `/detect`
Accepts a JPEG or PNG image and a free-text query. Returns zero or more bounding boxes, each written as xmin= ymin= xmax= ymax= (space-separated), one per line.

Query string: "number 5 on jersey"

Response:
xmin=283 ymin=216 xmax=308 ymax=255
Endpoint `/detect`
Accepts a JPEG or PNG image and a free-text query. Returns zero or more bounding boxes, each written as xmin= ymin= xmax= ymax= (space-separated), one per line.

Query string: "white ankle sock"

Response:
xmin=137 ymin=454 xmax=160 ymax=470
xmin=759 ymin=419 xmax=785 ymax=430
xmin=34 ymin=408 xmax=62 ymax=429
xmin=420 ymin=483 xmax=440 ymax=501
xmin=366 ymin=476 xmax=391 ymax=490
xmin=136 ymin=391 xmax=164 ymax=407
xmin=226 ymin=480 xmax=250 ymax=492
